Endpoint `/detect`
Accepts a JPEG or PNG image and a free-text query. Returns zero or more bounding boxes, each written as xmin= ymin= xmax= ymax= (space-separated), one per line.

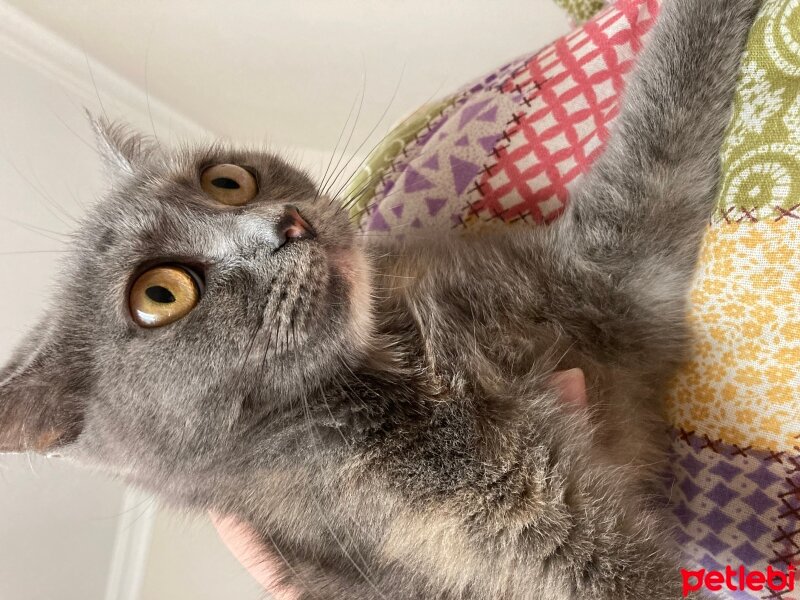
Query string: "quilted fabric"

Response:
xmin=555 ymin=0 xmax=608 ymax=22
xmin=349 ymin=0 xmax=658 ymax=234
xmin=663 ymin=2 xmax=800 ymax=592
xmin=672 ymin=432 xmax=799 ymax=581
xmin=344 ymin=0 xmax=800 ymax=596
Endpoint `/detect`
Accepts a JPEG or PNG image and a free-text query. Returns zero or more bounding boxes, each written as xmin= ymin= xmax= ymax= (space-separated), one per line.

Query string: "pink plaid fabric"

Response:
xmin=470 ymin=0 xmax=659 ymax=223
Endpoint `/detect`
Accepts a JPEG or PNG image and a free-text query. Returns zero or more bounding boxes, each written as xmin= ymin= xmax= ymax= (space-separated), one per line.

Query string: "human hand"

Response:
xmin=210 ymin=513 xmax=301 ymax=600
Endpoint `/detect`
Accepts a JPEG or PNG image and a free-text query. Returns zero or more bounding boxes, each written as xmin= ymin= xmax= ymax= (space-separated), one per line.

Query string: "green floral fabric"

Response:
xmin=717 ymin=0 xmax=800 ymax=220
xmin=553 ymin=0 xmax=606 ymax=22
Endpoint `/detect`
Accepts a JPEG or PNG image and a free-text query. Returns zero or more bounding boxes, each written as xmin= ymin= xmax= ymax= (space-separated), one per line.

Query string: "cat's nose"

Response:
xmin=275 ymin=206 xmax=315 ymax=249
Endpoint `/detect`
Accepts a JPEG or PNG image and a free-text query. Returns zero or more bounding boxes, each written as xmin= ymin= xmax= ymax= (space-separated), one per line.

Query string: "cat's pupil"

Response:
xmin=211 ymin=177 xmax=240 ymax=190
xmin=145 ymin=286 xmax=176 ymax=304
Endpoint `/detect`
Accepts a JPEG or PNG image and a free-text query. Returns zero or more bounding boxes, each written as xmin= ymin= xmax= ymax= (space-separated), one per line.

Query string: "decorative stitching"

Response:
xmin=766 ymin=435 xmax=800 ymax=599
xmin=720 ymin=205 xmax=800 ymax=223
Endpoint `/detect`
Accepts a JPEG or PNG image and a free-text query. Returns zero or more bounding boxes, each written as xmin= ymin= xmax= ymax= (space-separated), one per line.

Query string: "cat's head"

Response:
xmin=0 ymin=119 xmax=373 ymax=479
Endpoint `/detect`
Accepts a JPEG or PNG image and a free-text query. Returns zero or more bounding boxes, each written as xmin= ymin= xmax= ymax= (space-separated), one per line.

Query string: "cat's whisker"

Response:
xmin=331 ymin=69 xmax=451 ymax=210
xmin=357 ymin=219 xmax=444 ymax=235
xmin=1 ymin=155 xmax=77 ymax=229
xmin=234 ymin=335 xmax=274 ymax=445
xmin=369 ymin=272 xmax=415 ymax=280
xmin=94 ymin=492 xmax=158 ymax=522
xmin=24 ymin=161 xmax=82 ymax=226
xmin=349 ymin=198 xmax=387 ymax=225
xmin=315 ymin=88 xmax=362 ymax=203
xmin=18 ymin=388 xmax=42 ymax=477
xmin=363 ymin=285 xmax=410 ymax=295
xmin=0 ymin=250 xmax=67 ymax=256
xmin=319 ymin=71 xmax=367 ymax=201
xmin=48 ymin=109 xmax=98 ymax=154
xmin=467 ymin=293 xmax=481 ymax=364
xmin=337 ymin=172 xmax=398 ymax=224
xmin=119 ymin=495 xmax=159 ymax=536
xmin=298 ymin=379 xmax=387 ymax=599
xmin=232 ymin=356 xmax=317 ymax=599
xmin=325 ymin=64 xmax=406 ymax=203
xmin=272 ymin=333 xmax=381 ymax=559
xmin=83 ymin=49 xmax=110 ymax=124
xmin=262 ymin=527 xmax=320 ymax=600
xmin=65 ymin=185 xmax=88 ymax=212
xmin=349 ymin=200 xmax=430 ymax=228
xmin=347 ymin=177 xmax=419 ymax=221
xmin=337 ymin=169 xmax=384 ymax=214
xmin=143 ymin=25 xmax=163 ymax=152
xmin=266 ymin=312 xmax=283 ymax=363
xmin=319 ymin=383 xmax=351 ymax=450
xmin=340 ymin=159 xmax=399 ymax=210
xmin=338 ymin=175 xmax=383 ymax=216
xmin=0 ymin=217 xmax=69 ymax=244
xmin=227 ymin=315 xmax=265 ymax=428
xmin=25 ymin=450 xmax=38 ymax=480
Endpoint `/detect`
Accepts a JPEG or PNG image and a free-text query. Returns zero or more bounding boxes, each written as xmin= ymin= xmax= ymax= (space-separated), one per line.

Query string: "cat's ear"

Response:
xmin=550 ymin=368 xmax=587 ymax=408
xmin=88 ymin=113 xmax=155 ymax=176
xmin=0 ymin=325 xmax=84 ymax=454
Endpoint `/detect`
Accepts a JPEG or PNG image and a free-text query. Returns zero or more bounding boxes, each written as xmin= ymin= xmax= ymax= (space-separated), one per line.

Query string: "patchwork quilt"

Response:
xmin=345 ymin=0 xmax=800 ymax=596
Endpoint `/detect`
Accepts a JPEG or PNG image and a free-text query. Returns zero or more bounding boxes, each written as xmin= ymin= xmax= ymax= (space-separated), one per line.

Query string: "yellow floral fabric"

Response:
xmin=665 ymin=222 xmax=800 ymax=452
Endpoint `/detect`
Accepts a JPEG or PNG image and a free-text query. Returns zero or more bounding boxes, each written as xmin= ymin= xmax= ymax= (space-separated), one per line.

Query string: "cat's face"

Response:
xmin=0 ymin=120 xmax=372 ymax=479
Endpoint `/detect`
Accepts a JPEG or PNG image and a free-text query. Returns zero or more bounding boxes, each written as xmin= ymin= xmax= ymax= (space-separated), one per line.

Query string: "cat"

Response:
xmin=0 ymin=0 xmax=761 ymax=598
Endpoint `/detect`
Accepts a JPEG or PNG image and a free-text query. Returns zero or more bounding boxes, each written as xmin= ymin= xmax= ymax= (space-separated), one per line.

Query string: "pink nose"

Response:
xmin=281 ymin=206 xmax=315 ymax=241
xmin=274 ymin=206 xmax=315 ymax=250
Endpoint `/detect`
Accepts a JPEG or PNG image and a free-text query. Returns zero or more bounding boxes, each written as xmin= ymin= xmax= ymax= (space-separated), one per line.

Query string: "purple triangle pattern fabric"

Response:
xmin=364 ymin=59 xmax=523 ymax=234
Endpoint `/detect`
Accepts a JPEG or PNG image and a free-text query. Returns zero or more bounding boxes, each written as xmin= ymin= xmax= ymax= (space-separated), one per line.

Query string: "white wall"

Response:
xmin=6 ymin=0 xmax=570 ymax=150
xmin=140 ymin=509 xmax=265 ymax=600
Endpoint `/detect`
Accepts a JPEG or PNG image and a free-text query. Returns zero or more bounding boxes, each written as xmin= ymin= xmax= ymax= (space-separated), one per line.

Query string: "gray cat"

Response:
xmin=0 ymin=0 xmax=760 ymax=598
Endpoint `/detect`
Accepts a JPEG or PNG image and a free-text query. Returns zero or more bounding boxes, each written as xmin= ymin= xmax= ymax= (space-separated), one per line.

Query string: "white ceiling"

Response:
xmin=7 ymin=0 xmax=570 ymax=153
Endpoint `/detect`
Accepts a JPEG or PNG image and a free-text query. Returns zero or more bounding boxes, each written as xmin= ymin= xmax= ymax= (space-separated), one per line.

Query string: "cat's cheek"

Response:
xmin=330 ymin=247 xmax=374 ymax=350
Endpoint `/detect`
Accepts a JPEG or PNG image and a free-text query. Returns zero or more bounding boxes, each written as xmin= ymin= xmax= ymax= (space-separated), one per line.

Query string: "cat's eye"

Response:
xmin=200 ymin=164 xmax=258 ymax=206
xmin=129 ymin=265 xmax=202 ymax=328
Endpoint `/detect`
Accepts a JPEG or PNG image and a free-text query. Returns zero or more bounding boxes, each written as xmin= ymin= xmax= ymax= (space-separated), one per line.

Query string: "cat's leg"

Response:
xmin=522 ymin=7 xmax=761 ymax=596
xmin=550 ymin=0 xmax=761 ymax=373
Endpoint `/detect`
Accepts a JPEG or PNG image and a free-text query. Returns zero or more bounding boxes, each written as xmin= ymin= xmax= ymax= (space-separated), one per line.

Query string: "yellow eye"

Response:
xmin=200 ymin=164 xmax=258 ymax=206
xmin=129 ymin=266 xmax=201 ymax=328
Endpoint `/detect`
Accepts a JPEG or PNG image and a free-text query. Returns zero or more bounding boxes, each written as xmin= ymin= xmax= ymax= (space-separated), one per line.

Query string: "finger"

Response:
xmin=210 ymin=513 xmax=301 ymax=600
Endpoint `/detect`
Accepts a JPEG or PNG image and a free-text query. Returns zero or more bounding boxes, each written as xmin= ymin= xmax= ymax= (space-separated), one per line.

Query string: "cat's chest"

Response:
xmin=422 ymin=310 xmax=570 ymax=382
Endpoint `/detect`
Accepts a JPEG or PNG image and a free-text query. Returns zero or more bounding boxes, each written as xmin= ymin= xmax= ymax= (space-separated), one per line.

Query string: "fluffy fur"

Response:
xmin=0 ymin=0 xmax=760 ymax=598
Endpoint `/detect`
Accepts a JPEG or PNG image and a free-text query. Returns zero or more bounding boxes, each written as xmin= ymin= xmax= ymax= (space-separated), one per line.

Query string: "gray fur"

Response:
xmin=0 ymin=0 xmax=760 ymax=598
